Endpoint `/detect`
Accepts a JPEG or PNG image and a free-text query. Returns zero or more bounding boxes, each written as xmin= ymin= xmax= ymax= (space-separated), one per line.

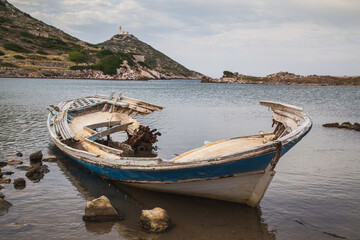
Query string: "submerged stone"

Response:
xmin=139 ymin=207 xmax=172 ymax=233
xmin=0 ymin=198 xmax=13 ymax=214
xmin=43 ymin=156 xmax=58 ymax=162
xmin=0 ymin=178 xmax=11 ymax=184
xmin=25 ymin=166 xmax=44 ymax=182
xmin=16 ymin=151 xmax=23 ymax=157
xmin=30 ymin=150 xmax=43 ymax=163
xmin=7 ymin=159 xmax=23 ymax=166
xmin=0 ymin=193 xmax=4 ymax=199
xmin=83 ymin=195 xmax=121 ymax=222
xmin=14 ymin=178 xmax=26 ymax=189
xmin=0 ymin=162 xmax=7 ymax=168
xmin=322 ymin=123 xmax=339 ymax=128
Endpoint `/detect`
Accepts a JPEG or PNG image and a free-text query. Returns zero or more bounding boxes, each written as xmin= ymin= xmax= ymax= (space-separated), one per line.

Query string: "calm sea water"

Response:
xmin=0 ymin=78 xmax=359 ymax=240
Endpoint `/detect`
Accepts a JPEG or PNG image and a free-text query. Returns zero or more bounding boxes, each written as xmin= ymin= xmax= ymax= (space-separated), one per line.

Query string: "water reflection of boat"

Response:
xmin=52 ymin=149 xmax=276 ymax=240
xmin=47 ymin=92 xmax=312 ymax=207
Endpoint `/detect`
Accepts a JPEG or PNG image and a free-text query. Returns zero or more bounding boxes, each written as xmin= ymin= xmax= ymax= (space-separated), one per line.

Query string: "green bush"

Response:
xmin=223 ymin=71 xmax=234 ymax=77
xmin=3 ymin=43 xmax=30 ymax=53
xmin=70 ymin=65 xmax=92 ymax=70
xmin=38 ymin=37 xmax=68 ymax=50
xmin=92 ymin=55 xmax=122 ymax=75
xmin=13 ymin=55 xmax=25 ymax=59
xmin=20 ymin=31 xmax=34 ymax=38
xmin=96 ymin=49 xmax=113 ymax=59
xmin=144 ymin=58 xmax=156 ymax=69
xmin=0 ymin=62 xmax=18 ymax=67
xmin=36 ymin=49 xmax=48 ymax=55
xmin=69 ymin=51 xmax=87 ymax=63
xmin=0 ymin=50 xmax=4 ymax=56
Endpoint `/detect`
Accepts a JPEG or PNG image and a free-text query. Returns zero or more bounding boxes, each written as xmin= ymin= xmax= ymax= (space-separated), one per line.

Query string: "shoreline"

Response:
xmin=201 ymin=72 xmax=360 ymax=87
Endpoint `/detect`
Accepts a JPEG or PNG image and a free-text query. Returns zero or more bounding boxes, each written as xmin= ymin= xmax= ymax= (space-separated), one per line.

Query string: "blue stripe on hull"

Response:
xmin=66 ymin=151 xmax=276 ymax=182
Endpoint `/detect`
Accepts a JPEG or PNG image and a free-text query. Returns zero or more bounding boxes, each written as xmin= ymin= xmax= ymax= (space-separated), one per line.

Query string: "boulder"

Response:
xmin=83 ymin=195 xmax=121 ymax=222
xmin=25 ymin=166 xmax=44 ymax=182
xmin=30 ymin=161 xmax=42 ymax=167
xmin=0 ymin=193 xmax=4 ymax=199
xmin=0 ymin=178 xmax=11 ymax=184
xmin=43 ymin=156 xmax=58 ymax=162
xmin=29 ymin=150 xmax=43 ymax=163
xmin=16 ymin=151 xmax=23 ymax=157
xmin=13 ymin=178 xmax=26 ymax=189
xmin=8 ymin=159 xmax=23 ymax=166
xmin=3 ymin=171 xmax=14 ymax=176
xmin=0 ymin=185 xmax=3 ymax=190
xmin=139 ymin=207 xmax=172 ymax=233
xmin=322 ymin=123 xmax=339 ymax=128
xmin=0 ymin=162 xmax=7 ymax=168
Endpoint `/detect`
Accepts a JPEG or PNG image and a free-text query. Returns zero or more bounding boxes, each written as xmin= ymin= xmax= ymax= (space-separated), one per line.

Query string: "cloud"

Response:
xmin=7 ymin=0 xmax=360 ymax=76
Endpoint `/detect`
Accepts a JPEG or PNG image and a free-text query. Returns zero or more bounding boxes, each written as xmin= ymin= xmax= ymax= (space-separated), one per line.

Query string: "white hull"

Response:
xmin=124 ymin=166 xmax=275 ymax=207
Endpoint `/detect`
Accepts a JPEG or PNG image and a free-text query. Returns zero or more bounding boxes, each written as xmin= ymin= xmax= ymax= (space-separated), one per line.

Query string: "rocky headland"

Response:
xmin=0 ymin=0 xmax=202 ymax=80
xmin=202 ymin=71 xmax=360 ymax=86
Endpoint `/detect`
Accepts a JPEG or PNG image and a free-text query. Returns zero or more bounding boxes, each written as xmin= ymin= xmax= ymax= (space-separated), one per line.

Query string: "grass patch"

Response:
xmin=0 ymin=16 xmax=13 ymax=24
xmin=3 ymin=43 xmax=31 ymax=53
xmin=20 ymin=31 xmax=35 ymax=38
xmin=144 ymin=58 xmax=156 ymax=69
xmin=13 ymin=55 xmax=25 ymax=59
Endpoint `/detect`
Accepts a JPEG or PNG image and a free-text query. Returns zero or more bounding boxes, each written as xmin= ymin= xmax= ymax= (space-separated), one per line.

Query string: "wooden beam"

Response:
xmin=87 ymin=122 xmax=133 ymax=141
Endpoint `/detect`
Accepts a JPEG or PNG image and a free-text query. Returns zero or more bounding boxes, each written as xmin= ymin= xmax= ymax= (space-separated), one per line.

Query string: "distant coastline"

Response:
xmin=201 ymin=71 xmax=360 ymax=86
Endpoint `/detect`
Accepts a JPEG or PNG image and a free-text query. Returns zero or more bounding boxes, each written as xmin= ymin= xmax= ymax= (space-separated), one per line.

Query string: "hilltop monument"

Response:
xmin=119 ymin=26 xmax=129 ymax=35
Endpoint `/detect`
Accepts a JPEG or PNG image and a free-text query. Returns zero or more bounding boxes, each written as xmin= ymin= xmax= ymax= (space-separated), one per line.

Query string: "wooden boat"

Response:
xmin=47 ymin=92 xmax=312 ymax=207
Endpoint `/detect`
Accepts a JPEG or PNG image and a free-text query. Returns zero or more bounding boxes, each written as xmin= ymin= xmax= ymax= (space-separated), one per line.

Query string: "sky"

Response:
xmin=8 ymin=0 xmax=360 ymax=77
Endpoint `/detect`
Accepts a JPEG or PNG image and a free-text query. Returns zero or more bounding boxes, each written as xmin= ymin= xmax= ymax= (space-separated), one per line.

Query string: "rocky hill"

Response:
xmin=0 ymin=0 xmax=202 ymax=80
xmin=202 ymin=71 xmax=360 ymax=86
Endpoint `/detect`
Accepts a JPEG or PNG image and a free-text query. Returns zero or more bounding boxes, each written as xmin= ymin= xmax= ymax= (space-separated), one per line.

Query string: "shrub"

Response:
xmin=3 ymin=43 xmax=30 ymax=53
xmin=0 ymin=50 xmax=4 ymax=56
xmin=223 ymin=71 xmax=234 ymax=77
xmin=70 ymin=65 xmax=92 ymax=70
xmin=96 ymin=49 xmax=113 ymax=59
xmin=0 ymin=62 xmax=18 ymax=67
xmin=36 ymin=49 xmax=48 ymax=55
xmin=69 ymin=51 xmax=87 ymax=63
xmin=92 ymin=55 xmax=122 ymax=75
xmin=13 ymin=55 xmax=25 ymax=59
xmin=38 ymin=37 xmax=68 ymax=50
xmin=20 ymin=31 xmax=34 ymax=38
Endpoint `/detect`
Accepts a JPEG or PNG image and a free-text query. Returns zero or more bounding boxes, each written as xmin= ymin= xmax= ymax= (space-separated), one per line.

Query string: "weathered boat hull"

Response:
xmin=47 ymin=96 xmax=312 ymax=207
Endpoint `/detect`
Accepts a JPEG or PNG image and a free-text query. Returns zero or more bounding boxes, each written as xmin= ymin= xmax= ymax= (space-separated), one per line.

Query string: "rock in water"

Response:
xmin=16 ymin=151 xmax=23 ymax=157
xmin=7 ymin=159 xmax=23 ymax=166
xmin=339 ymin=122 xmax=354 ymax=129
xmin=25 ymin=166 xmax=44 ymax=182
xmin=0 ymin=198 xmax=13 ymax=214
xmin=30 ymin=150 xmax=43 ymax=163
xmin=83 ymin=195 xmax=121 ymax=222
xmin=0 ymin=162 xmax=7 ymax=168
xmin=139 ymin=207 xmax=172 ymax=233
xmin=0 ymin=178 xmax=11 ymax=184
xmin=322 ymin=123 xmax=339 ymax=128
xmin=43 ymin=156 xmax=58 ymax=162
xmin=13 ymin=178 xmax=26 ymax=189
xmin=0 ymin=193 xmax=4 ymax=199
xmin=0 ymin=185 xmax=3 ymax=190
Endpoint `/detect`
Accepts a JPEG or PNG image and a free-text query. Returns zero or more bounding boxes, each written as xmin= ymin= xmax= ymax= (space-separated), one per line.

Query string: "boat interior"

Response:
xmin=48 ymin=92 xmax=305 ymax=163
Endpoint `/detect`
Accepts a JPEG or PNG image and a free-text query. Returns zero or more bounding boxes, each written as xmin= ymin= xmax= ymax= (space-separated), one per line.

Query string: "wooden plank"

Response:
xmin=101 ymin=91 xmax=115 ymax=112
xmin=84 ymin=138 xmax=123 ymax=155
xmin=88 ymin=122 xmax=133 ymax=141
xmin=85 ymin=120 xmax=123 ymax=129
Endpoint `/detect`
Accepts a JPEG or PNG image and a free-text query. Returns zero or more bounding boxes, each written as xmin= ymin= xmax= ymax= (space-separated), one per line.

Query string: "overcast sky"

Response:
xmin=9 ymin=0 xmax=360 ymax=77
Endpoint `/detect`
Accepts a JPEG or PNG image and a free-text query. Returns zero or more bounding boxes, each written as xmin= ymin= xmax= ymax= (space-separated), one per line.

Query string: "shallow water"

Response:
xmin=0 ymin=78 xmax=359 ymax=239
